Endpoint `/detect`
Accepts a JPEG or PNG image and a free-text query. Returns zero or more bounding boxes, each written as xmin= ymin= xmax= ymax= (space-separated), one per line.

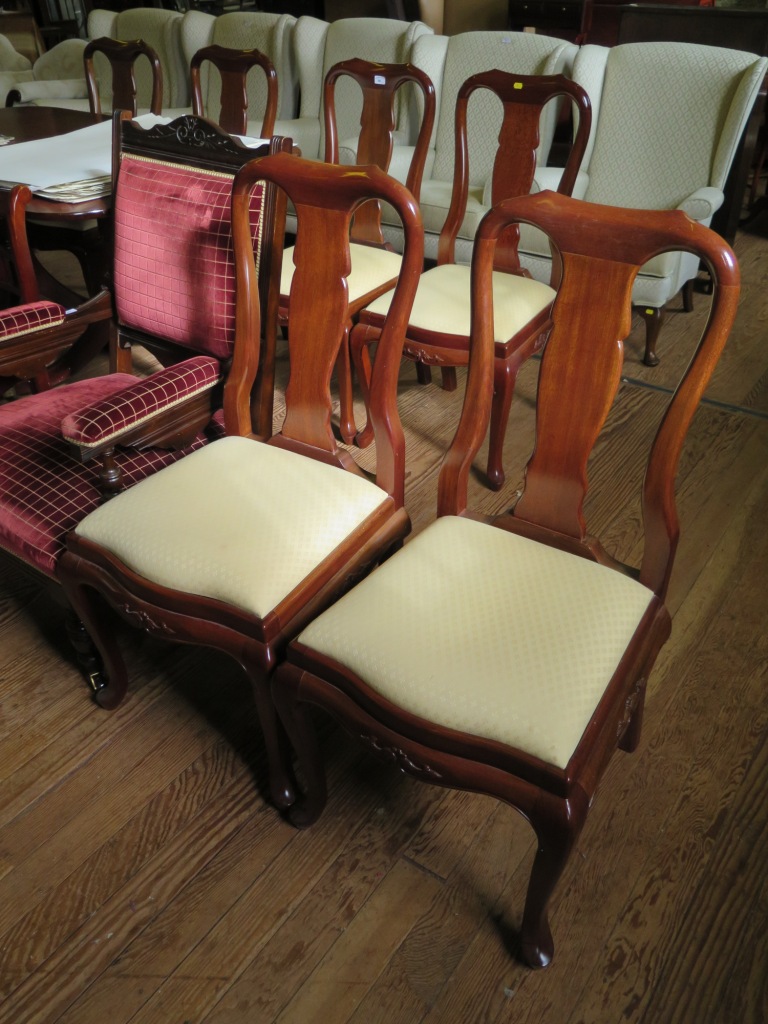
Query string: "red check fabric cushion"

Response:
xmin=0 ymin=377 xmax=206 ymax=578
xmin=114 ymin=156 xmax=266 ymax=359
xmin=62 ymin=356 xmax=220 ymax=447
xmin=0 ymin=302 xmax=67 ymax=341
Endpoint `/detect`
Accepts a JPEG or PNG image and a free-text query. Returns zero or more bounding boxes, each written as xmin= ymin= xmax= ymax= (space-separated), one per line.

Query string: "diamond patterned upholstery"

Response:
xmin=516 ymin=42 xmax=768 ymax=363
xmin=74 ymin=435 xmax=392 ymax=618
xmin=297 ymin=515 xmax=654 ymax=770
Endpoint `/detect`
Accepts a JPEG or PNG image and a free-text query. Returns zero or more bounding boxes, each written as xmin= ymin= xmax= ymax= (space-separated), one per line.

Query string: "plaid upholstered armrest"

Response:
xmin=62 ymin=355 xmax=222 ymax=460
xmin=6 ymin=79 xmax=88 ymax=104
xmin=0 ymin=302 xmax=67 ymax=341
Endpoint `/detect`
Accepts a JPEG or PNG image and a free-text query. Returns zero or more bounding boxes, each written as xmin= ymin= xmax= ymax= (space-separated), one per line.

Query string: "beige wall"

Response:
xmin=323 ymin=0 xmax=509 ymax=31
xmin=444 ymin=0 xmax=508 ymax=33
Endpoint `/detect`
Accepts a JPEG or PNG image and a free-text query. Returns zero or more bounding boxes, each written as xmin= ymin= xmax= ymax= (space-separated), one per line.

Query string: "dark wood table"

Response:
xmin=0 ymin=106 xmax=111 ymax=221
xmin=0 ymin=106 xmax=112 ymax=304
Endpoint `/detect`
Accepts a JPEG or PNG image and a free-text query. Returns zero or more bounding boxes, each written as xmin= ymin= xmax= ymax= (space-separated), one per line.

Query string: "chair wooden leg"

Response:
xmin=272 ymin=664 xmax=328 ymax=827
xmin=63 ymin=604 xmax=108 ymax=699
xmin=59 ymin=568 xmax=129 ymax=710
xmin=486 ymin=358 xmax=519 ymax=491
xmin=415 ymin=361 xmax=432 ymax=385
xmin=241 ymin=650 xmax=296 ymax=810
xmin=637 ymin=305 xmax=665 ymax=367
xmin=440 ymin=366 xmax=457 ymax=391
xmin=520 ymin=788 xmax=588 ymax=969
xmin=350 ymin=322 xmax=377 ymax=449
xmin=336 ymin=323 xmax=357 ymax=445
xmin=682 ymin=278 xmax=695 ymax=313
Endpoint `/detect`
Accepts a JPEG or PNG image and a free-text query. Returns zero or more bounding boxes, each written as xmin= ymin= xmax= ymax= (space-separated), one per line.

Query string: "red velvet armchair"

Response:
xmin=0 ymin=113 xmax=287 ymax=696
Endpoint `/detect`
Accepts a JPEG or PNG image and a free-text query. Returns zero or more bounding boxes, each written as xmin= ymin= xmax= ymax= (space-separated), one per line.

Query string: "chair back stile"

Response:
xmin=323 ymin=57 xmax=436 ymax=246
xmin=190 ymin=44 xmax=279 ymax=138
xmin=84 ymin=37 xmax=164 ymax=117
xmin=235 ymin=152 xmax=424 ymax=504
xmin=443 ymin=191 xmax=740 ymax=598
xmin=438 ymin=70 xmax=591 ymax=270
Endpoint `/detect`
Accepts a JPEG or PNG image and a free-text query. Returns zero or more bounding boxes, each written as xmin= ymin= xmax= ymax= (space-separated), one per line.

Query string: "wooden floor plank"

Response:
xmin=1 ymin=216 xmax=766 ymax=1024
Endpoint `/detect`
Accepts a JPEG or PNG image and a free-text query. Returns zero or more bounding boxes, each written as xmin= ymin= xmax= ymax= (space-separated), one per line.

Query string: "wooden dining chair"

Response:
xmin=190 ymin=44 xmax=278 ymax=138
xmin=269 ymin=57 xmax=436 ymax=442
xmin=0 ymin=113 xmax=287 ymax=688
xmin=84 ymin=36 xmax=163 ymax=117
xmin=351 ymin=71 xmax=591 ymax=490
xmin=269 ymin=190 xmax=740 ymax=968
xmin=59 ymin=152 xmax=424 ymax=808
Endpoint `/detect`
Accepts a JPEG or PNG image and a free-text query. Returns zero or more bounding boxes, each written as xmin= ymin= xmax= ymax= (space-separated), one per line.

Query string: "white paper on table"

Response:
xmin=0 ymin=114 xmax=268 ymax=201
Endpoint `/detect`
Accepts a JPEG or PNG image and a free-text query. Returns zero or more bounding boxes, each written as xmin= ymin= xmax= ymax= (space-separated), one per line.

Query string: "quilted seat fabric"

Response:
xmin=0 ymin=376 xmax=206 ymax=578
xmin=297 ymin=515 xmax=655 ymax=770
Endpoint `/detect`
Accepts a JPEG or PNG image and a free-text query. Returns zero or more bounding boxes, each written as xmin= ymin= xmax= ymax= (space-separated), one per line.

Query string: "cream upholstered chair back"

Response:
xmin=428 ymin=32 xmax=577 ymax=187
xmin=87 ymin=8 xmax=187 ymax=109
xmin=580 ymin=42 xmax=767 ymax=210
xmin=178 ymin=10 xmax=298 ymax=125
xmin=517 ymin=41 xmax=767 ymax=366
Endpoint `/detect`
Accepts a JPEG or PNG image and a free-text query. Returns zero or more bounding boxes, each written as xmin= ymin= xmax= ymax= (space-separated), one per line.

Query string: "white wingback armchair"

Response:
xmin=6 ymin=8 xmax=186 ymax=112
xmin=517 ymin=42 xmax=768 ymax=365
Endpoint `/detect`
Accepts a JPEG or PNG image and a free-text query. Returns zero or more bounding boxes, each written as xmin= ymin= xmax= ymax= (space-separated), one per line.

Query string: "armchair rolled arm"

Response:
xmin=6 ymin=78 xmax=89 ymax=104
xmin=677 ymin=187 xmax=724 ymax=223
xmin=0 ymin=302 xmax=67 ymax=341
xmin=62 ymin=355 xmax=222 ymax=457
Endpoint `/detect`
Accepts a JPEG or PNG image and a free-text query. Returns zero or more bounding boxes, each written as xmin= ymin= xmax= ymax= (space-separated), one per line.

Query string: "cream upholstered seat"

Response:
xmin=363 ymin=262 xmax=555 ymax=341
xmin=280 ymin=243 xmax=404 ymax=314
xmin=517 ymin=41 xmax=768 ymax=366
xmin=271 ymin=190 xmax=740 ymax=970
xmin=298 ymin=515 xmax=654 ymax=770
xmin=74 ymin=435 xmax=393 ymax=620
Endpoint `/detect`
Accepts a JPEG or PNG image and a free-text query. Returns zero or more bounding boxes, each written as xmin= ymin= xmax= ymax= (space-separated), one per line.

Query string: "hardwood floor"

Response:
xmin=1 ymin=213 xmax=767 ymax=1024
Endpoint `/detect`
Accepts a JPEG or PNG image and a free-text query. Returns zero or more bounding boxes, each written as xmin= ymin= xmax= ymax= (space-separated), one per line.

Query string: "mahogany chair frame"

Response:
xmin=268 ymin=58 xmax=436 ymax=442
xmin=190 ymin=43 xmax=279 ymax=138
xmin=59 ymin=153 xmax=425 ymax=807
xmin=84 ymin=36 xmax=164 ymax=117
xmin=351 ymin=70 xmax=591 ymax=490
xmin=271 ymin=190 xmax=740 ymax=967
